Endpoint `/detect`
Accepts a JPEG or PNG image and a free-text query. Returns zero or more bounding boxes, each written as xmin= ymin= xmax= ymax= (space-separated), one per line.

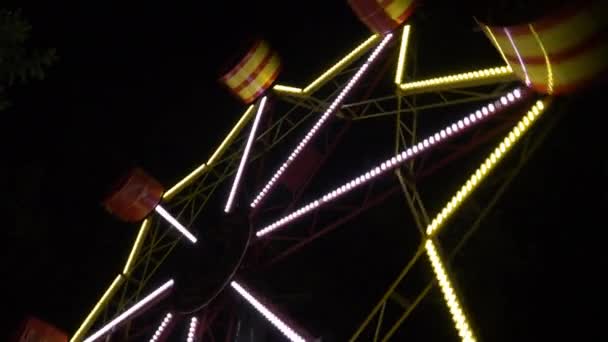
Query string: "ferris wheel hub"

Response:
xmin=171 ymin=209 xmax=252 ymax=314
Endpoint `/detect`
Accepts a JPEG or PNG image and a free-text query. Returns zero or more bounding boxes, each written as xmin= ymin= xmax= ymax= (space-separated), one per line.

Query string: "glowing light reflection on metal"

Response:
xmin=225 ymin=96 xmax=267 ymax=213
xmin=503 ymin=28 xmax=531 ymax=86
xmin=84 ymin=280 xmax=175 ymax=342
xmin=154 ymin=205 xmax=197 ymax=243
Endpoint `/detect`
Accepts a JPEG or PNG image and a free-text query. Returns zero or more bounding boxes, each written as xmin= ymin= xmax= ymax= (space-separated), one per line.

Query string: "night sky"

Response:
xmin=4 ymin=1 xmax=607 ymax=341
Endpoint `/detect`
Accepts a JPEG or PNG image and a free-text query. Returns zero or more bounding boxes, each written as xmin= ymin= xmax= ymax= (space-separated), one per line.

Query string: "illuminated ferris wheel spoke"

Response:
xmin=186 ymin=316 xmax=200 ymax=342
xmin=149 ymin=312 xmax=173 ymax=342
xmin=84 ymin=279 xmax=175 ymax=342
xmin=230 ymin=281 xmax=307 ymax=342
xmin=503 ymin=27 xmax=531 ymax=86
xmin=256 ymin=88 xmax=526 ymax=237
xmin=225 ymin=96 xmax=268 ymax=213
xmin=250 ymin=33 xmax=394 ymax=209
xmin=154 ymin=205 xmax=198 ymax=243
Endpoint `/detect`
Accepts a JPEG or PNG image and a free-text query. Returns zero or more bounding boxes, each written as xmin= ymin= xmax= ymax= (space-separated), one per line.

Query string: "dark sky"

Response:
xmin=4 ymin=1 xmax=607 ymax=341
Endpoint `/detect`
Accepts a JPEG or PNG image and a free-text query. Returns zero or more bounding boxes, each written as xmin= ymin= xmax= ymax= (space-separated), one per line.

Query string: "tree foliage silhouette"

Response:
xmin=0 ymin=9 xmax=57 ymax=110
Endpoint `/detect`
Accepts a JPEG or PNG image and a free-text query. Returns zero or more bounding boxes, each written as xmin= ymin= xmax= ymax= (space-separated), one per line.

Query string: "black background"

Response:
xmin=4 ymin=1 xmax=606 ymax=341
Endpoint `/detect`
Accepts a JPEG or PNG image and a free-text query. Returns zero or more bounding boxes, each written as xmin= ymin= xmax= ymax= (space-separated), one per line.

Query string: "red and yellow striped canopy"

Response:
xmin=220 ymin=40 xmax=281 ymax=104
xmin=481 ymin=0 xmax=608 ymax=94
xmin=348 ymin=0 xmax=416 ymax=34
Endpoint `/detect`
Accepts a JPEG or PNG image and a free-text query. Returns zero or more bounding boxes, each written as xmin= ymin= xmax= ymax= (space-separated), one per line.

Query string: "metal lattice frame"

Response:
xmin=349 ymin=101 xmax=560 ymax=341
xmin=70 ymin=34 xmax=383 ymax=341
xmin=70 ymin=23 xmax=556 ymax=341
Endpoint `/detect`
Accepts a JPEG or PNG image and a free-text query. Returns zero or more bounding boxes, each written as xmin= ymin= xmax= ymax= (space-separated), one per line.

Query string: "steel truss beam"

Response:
xmin=261 ymin=84 xmax=518 ymax=266
xmin=344 ymin=83 xmax=515 ymax=121
xmin=349 ymin=100 xmax=562 ymax=341
xmin=71 ymin=32 xmax=384 ymax=340
xmin=73 ymin=68 xmax=358 ymax=341
xmin=72 ymin=23 xmax=525 ymax=342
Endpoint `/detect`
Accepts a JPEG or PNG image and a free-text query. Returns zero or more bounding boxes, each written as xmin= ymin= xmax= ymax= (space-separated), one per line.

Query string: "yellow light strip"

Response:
xmin=426 ymin=99 xmax=548 ymax=237
xmin=162 ymin=163 xmax=206 ymax=201
xmin=483 ymin=26 xmax=510 ymax=65
xmin=425 ymin=240 xmax=476 ymax=342
xmin=207 ymin=104 xmax=256 ymax=166
xmin=303 ymin=34 xmax=380 ymax=94
xmin=394 ymin=25 xmax=411 ymax=85
xmin=272 ymin=34 xmax=380 ymax=97
xmin=122 ymin=219 xmax=151 ymax=275
xmin=421 ymin=99 xmax=548 ymax=342
xmin=529 ymin=25 xmax=554 ymax=94
xmin=162 ymin=104 xmax=255 ymax=201
xmin=70 ymin=275 xmax=125 ymax=342
xmin=399 ymin=65 xmax=514 ymax=93
xmin=273 ymin=84 xmax=304 ymax=94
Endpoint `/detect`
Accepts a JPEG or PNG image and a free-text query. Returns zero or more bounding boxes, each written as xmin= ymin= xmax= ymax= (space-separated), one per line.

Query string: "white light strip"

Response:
xmin=225 ymin=96 xmax=268 ymax=213
xmin=256 ymin=88 xmax=524 ymax=237
xmin=154 ymin=205 xmax=197 ymax=243
xmin=503 ymin=28 xmax=531 ymax=86
xmin=231 ymin=281 xmax=306 ymax=342
xmin=186 ymin=316 xmax=199 ymax=342
xmin=84 ymin=279 xmax=175 ymax=342
xmin=250 ymin=34 xmax=394 ymax=208
xmin=150 ymin=312 xmax=173 ymax=342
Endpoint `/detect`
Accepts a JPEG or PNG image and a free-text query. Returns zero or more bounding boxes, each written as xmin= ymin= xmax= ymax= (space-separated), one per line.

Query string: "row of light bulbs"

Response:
xmin=186 ymin=316 xmax=199 ymax=342
xmin=149 ymin=313 xmax=173 ymax=342
xmin=250 ymin=33 xmax=394 ymax=209
xmin=425 ymin=240 xmax=476 ymax=342
xmin=149 ymin=313 xmax=201 ymax=342
xmin=426 ymin=99 xmax=547 ymax=236
xmin=256 ymin=88 xmax=525 ymax=237
xmin=400 ymin=65 xmax=513 ymax=90
xmin=423 ymin=99 xmax=547 ymax=342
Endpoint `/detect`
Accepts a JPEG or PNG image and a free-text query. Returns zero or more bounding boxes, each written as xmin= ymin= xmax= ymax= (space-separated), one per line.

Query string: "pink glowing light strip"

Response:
xmin=186 ymin=316 xmax=199 ymax=342
xmin=84 ymin=279 xmax=175 ymax=342
xmin=256 ymin=88 xmax=525 ymax=237
xmin=150 ymin=313 xmax=173 ymax=342
xmin=231 ymin=281 xmax=306 ymax=342
xmin=155 ymin=205 xmax=197 ymax=243
xmin=503 ymin=28 xmax=531 ymax=86
xmin=250 ymin=34 xmax=394 ymax=208
xmin=225 ymin=96 xmax=268 ymax=213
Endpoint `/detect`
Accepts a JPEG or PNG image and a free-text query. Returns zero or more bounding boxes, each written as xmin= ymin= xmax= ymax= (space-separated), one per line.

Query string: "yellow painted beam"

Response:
xmin=273 ymin=84 xmax=304 ymax=95
xmin=394 ymin=25 xmax=411 ymax=85
xmin=122 ymin=219 xmax=151 ymax=275
xmin=273 ymin=34 xmax=381 ymax=97
xmin=70 ymin=275 xmax=124 ymax=342
xmin=163 ymin=104 xmax=255 ymax=201
xmin=303 ymin=34 xmax=379 ymax=94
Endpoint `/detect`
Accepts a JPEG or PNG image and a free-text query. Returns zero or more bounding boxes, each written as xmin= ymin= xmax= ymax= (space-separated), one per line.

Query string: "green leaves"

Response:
xmin=0 ymin=8 xmax=57 ymax=109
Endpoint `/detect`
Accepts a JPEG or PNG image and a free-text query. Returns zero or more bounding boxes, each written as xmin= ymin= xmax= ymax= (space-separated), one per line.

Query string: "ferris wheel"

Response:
xmin=69 ymin=1 xmax=607 ymax=341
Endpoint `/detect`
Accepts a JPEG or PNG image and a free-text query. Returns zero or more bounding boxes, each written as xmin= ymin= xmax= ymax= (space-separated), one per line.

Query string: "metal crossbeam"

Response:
xmin=346 ymin=83 xmax=515 ymax=121
xmin=75 ymin=73 xmax=353 ymax=341
xmin=72 ymin=21 xmax=543 ymax=342
xmin=350 ymin=103 xmax=561 ymax=341
xmin=259 ymin=85 xmax=517 ymax=267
